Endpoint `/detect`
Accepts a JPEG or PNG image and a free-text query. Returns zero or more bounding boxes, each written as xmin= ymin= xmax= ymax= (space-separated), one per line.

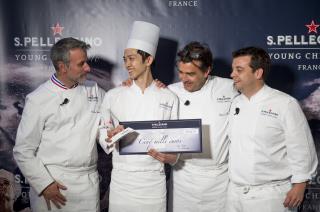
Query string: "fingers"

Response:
xmin=148 ymin=149 xmax=177 ymax=163
xmin=283 ymin=192 xmax=303 ymax=208
xmin=56 ymin=191 xmax=67 ymax=203
xmin=45 ymin=195 xmax=65 ymax=210
xmin=292 ymin=200 xmax=302 ymax=208
xmin=115 ymin=125 xmax=124 ymax=133
xmin=107 ymin=130 xmax=113 ymax=139
xmin=45 ymin=199 xmax=51 ymax=210
xmin=51 ymin=199 xmax=62 ymax=209
xmin=57 ymin=182 xmax=67 ymax=190
xmin=122 ymin=79 xmax=133 ymax=86
xmin=148 ymin=149 xmax=163 ymax=161
xmin=43 ymin=182 xmax=67 ymax=210
xmin=154 ymin=79 xmax=166 ymax=88
xmin=148 ymin=148 xmax=158 ymax=157
xmin=107 ymin=125 xmax=124 ymax=138
xmin=283 ymin=196 xmax=290 ymax=208
xmin=284 ymin=197 xmax=302 ymax=208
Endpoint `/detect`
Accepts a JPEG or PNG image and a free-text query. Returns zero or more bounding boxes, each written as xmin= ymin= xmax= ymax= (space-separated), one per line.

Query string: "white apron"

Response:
xmin=29 ymin=165 xmax=100 ymax=212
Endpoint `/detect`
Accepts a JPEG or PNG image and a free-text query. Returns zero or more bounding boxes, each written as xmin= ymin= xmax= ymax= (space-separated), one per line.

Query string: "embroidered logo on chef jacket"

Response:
xmin=217 ymin=96 xmax=234 ymax=116
xmin=88 ymin=95 xmax=98 ymax=102
xmin=159 ymin=102 xmax=173 ymax=110
xmin=216 ymin=95 xmax=232 ymax=103
xmin=85 ymin=87 xmax=100 ymax=113
xmin=260 ymin=108 xmax=279 ymax=118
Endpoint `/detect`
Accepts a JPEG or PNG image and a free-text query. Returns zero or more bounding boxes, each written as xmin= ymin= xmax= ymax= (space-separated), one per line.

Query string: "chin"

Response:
xmin=130 ymin=75 xmax=138 ymax=80
xmin=77 ymin=77 xmax=87 ymax=84
xmin=184 ymin=86 xmax=194 ymax=92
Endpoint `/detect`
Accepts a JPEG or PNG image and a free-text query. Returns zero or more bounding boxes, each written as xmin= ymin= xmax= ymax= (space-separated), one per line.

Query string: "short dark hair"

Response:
xmin=177 ymin=41 xmax=213 ymax=72
xmin=50 ymin=37 xmax=91 ymax=71
xmin=137 ymin=50 xmax=151 ymax=62
xmin=137 ymin=49 xmax=155 ymax=67
xmin=232 ymin=47 xmax=271 ymax=80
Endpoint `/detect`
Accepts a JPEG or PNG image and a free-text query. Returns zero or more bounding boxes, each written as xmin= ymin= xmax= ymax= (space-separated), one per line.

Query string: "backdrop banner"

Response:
xmin=0 ymin=0 xmax=319 ymax=211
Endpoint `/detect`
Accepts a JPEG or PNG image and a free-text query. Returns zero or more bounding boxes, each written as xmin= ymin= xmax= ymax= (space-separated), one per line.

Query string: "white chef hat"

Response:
xmin=126 ymin=21 xmax=160 ymax=57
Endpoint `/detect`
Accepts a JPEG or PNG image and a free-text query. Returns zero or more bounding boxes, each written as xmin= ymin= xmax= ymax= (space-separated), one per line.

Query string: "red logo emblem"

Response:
xmin=51 ymin=23 xmax=64 ymax=36
xmin=305 ymin=20 xmax=319 ymax=34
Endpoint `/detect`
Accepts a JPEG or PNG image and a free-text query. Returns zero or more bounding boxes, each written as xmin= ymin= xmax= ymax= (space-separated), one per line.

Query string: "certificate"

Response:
xmin=119 ymin=119 xmax=202 ymax=155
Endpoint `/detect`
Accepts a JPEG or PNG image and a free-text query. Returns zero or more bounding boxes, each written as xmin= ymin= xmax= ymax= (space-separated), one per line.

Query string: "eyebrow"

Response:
xmin=123 ymin=54 xmax=137 ymax=59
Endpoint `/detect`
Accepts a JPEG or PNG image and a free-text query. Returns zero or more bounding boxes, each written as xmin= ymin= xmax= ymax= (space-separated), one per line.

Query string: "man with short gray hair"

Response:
xmin=14 ymin=37 xmax=104 ymax=211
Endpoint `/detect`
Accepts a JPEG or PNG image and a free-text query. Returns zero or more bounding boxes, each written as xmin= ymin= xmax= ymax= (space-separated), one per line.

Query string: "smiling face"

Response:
xmin=123 ymin=48 xmax=152 ymax=80
xmin=231 ymin=55 xmax=264 ymax=98
xmin=178 ymin=61 xmax=210 ymax=92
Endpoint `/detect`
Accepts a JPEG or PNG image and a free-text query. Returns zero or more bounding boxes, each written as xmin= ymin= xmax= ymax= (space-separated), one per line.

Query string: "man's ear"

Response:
xmin=57 ymin=61 xmax=67 ymax=73
xmin=145 ymin=56 xmax=154 ymax=67
xmin=204 ymin=66 xmax=211 ymax=78
xmin=255 ymin=68 xmax=264 ymax=80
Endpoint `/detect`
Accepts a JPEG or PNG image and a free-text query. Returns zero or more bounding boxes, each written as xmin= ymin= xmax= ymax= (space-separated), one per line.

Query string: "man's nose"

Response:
xmin=230 ymin=70 xmax=236 ymax=78
xmin=84 ymin=63 xmax=91 ymax=72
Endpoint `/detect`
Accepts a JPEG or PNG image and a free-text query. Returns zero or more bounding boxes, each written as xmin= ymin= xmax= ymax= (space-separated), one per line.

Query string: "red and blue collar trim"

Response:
xmin=50 ymin=74 xmax=78 ymax=89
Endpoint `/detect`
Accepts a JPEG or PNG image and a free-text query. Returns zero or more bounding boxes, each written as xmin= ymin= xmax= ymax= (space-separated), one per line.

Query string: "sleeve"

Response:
xmin=98 ymin=91 xmax=115 ymax=154
xmin=13 ymin=96 xmax=54 ymax=195
xmin=283 ymin=98 xmax=318 ymax=183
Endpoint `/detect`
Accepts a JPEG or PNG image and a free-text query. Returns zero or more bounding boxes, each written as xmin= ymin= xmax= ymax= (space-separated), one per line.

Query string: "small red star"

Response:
xmin=51 ymin=23 xmax=64 ymax=36
xmin=305 ymin=20 xmax=319 ymax=34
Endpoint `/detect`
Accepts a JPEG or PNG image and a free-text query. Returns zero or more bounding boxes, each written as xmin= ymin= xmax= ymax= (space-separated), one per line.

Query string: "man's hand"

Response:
xmin=41 ymin=181 xmax=67 ymax=210
xmin=121 ymin=78 xmax=166 ymax=88
xmin=106 ymin=125 xmax=125 ymax=142
xmin=154 ymin=79 xmax=166 ymax=88
xmin=283 ymin=182 xmax=307 ymax=208
xmin=121 ymin=79 xmax=133 ymax=87
xmin=148 ymin=149 xmax=177 ymax=164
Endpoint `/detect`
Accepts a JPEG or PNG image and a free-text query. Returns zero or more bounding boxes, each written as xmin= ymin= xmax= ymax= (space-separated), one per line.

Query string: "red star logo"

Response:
xmin=51 ymin=23 xmax=64 ymax=36
xmin=305 ymin=20 xmax=319 ymax=34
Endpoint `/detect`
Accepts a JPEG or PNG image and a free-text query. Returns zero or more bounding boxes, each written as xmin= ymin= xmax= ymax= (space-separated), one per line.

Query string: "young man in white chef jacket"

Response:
xmin=99 ymin=21 xmax=179 ymax=212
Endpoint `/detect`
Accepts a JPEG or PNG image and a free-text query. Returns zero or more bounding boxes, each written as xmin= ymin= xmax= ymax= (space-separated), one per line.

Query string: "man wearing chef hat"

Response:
xmin=122 ymin=41 xmax=239 ymax=212
xmin=13 ymin=37 xmax=104 ymax=211
xmin=99 ymin=21 xmax=179 ymax=212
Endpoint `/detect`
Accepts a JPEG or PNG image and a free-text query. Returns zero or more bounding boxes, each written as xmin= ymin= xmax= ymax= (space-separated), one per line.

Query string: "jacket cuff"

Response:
xmin=34 ymin=179 xmax=55 ymax=195
xmin=291 ymin=174 xmax=313 ymax=184
xmin=98 ymin=128 xmax=115 ymax=154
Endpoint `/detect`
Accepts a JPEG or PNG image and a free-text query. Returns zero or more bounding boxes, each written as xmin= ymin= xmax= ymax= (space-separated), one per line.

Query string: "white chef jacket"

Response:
xmin=228 ymin=85 xmax=318 ymax=186
xmin=168 ymin=76 xmax=238 ymax=212
xmin=99 ymin=80 xmax=179 ymax=212
xmin=13 ymin=77 xmax=104 ymax=211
